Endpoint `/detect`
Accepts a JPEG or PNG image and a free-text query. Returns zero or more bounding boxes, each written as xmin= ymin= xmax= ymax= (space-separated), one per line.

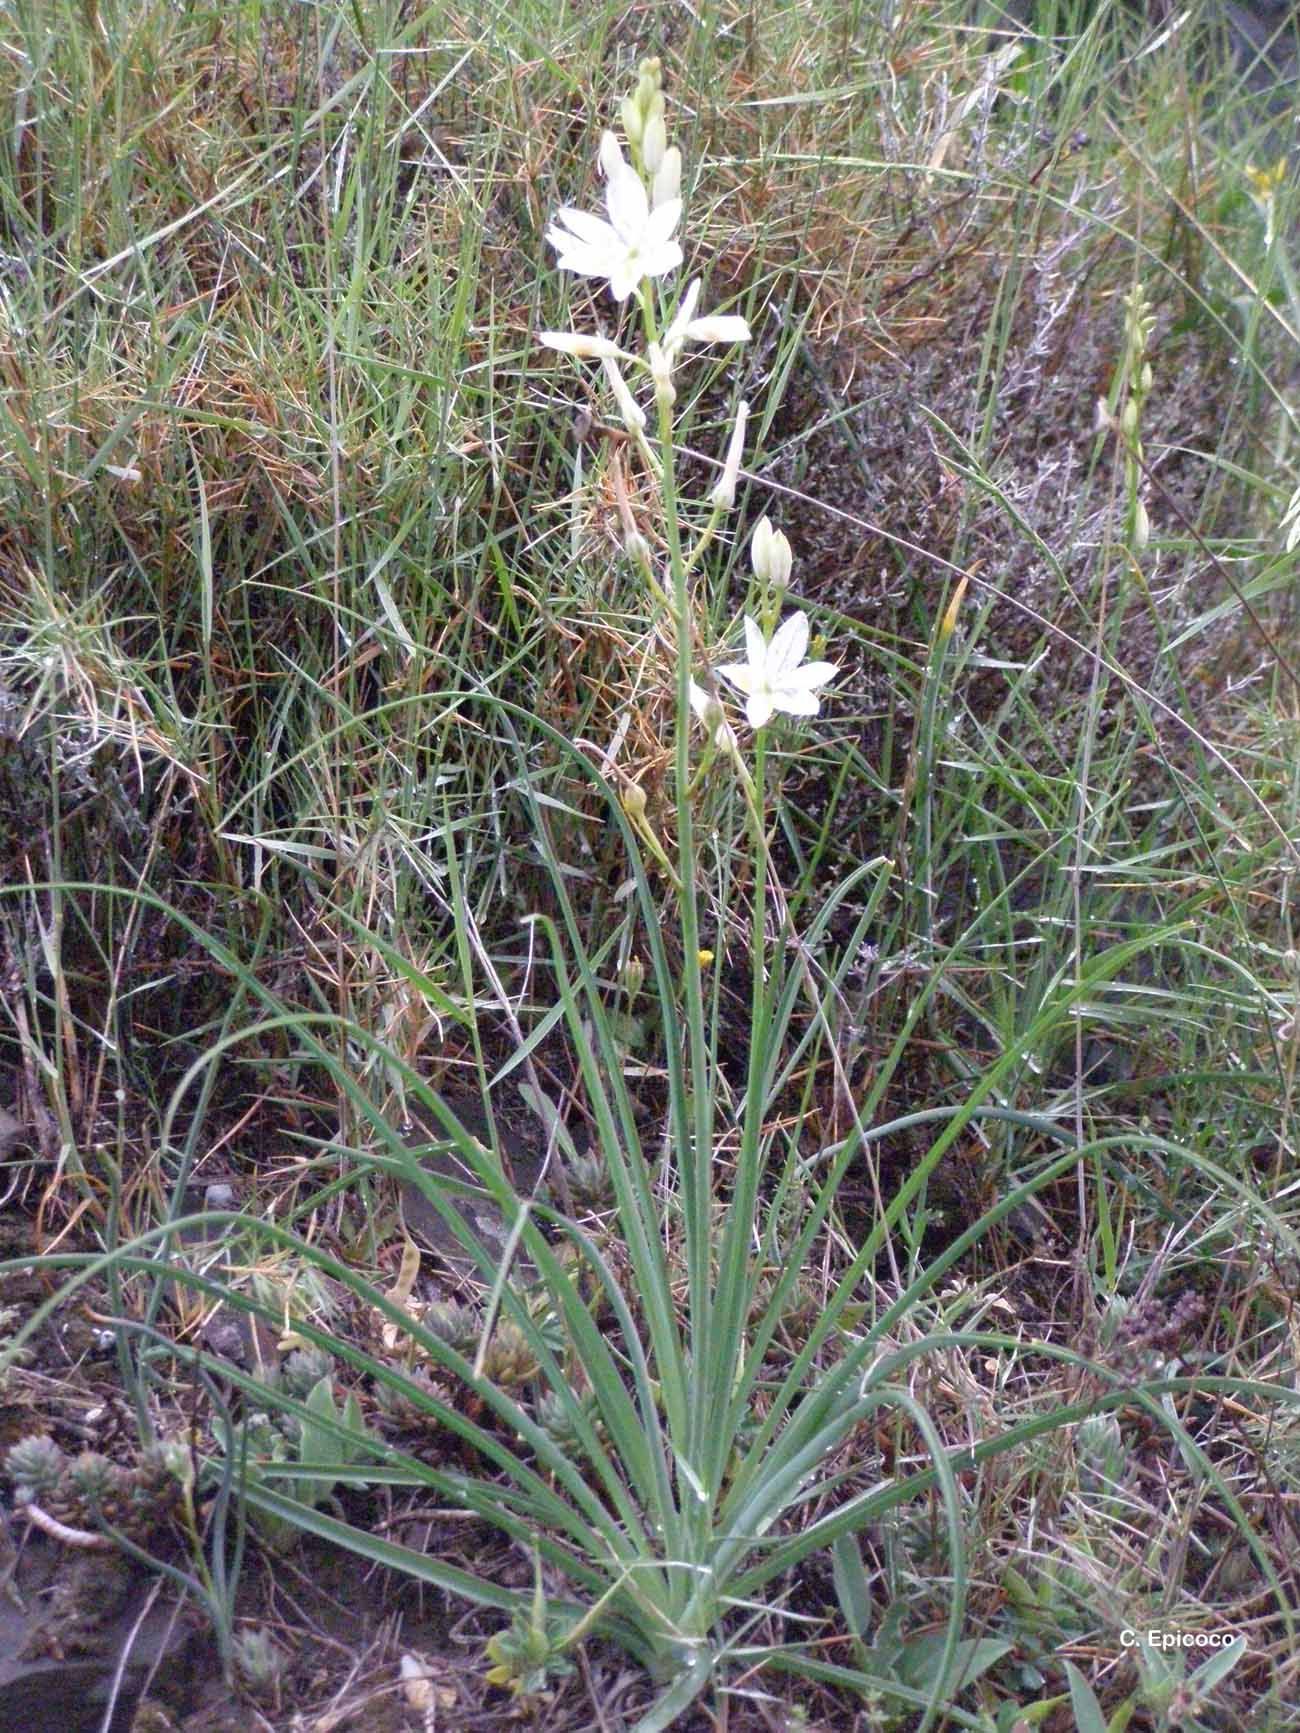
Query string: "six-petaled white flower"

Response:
xmin=716 ymin=612 xmax=837 ymax=729
xmin=546 ymin=131 xmax=683 ymax=302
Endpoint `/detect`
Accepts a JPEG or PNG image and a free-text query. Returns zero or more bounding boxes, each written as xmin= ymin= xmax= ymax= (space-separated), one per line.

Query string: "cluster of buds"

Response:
xmin=620 ymin=59 xmax=681 ymax=208
xmin=1094 ymin=283 xmax=1158 ymax=551
xmin=1121 ymin=284 xmax=1155 ymax=429
xmin=751 ymin=515 xmax=793 ymax=599
xmin=1122 ymin=285 xmax=1155 ymax=550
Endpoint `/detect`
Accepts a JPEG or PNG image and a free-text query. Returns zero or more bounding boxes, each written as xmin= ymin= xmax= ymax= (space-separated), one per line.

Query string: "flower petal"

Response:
xmin=550 ymin=240 xmax=620 ymax=280
xmin=550 ymin=207 xmax=621 ymax=250
xmin=684 ymin=315 xmax=751 ymax=345
xmin=642 ymin=238 xmax=683 ymax=280
xmin=786 ymin=660 xmax=838 ymax=689
xmin=746 ymin=691 xmax=776 ymax=729
xmin=769 ymin=684 xmax=821 ymax=717
xmin=715 ymin=660 xmax=757 ymax=697
xmin=605 ymin=259 xmax=643 ymax=301
xmin=605 ymin=164 xmax=651 ymax=243
xmin=767 ymin=612 xmax=809 ymax=677
xmin=645 ymin=198 xmax=682 ymax=246
xmin=741 ymin=615 xmax=767 ymax=671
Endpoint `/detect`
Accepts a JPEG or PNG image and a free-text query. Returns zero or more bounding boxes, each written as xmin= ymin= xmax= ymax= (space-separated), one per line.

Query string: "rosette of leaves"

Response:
xmin=5 ymin=1434 xmax=65 ymax=1502
xmin=484 ymin=1551 xmax=577 ymax=1704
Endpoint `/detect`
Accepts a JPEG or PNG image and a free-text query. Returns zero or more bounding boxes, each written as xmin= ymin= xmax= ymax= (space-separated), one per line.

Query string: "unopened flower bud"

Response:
xmin=1132 ymin=498 xmax=1150 ymax=549
xmin=602 ymin=355 xmax=646 ymax=432
xmin=750 ymin=515 xmax=792 ymax=589
xmin=621 ymin=956 xmax=645 ymax=999
xmin=539 ymin=330 xmax=628 ymax=360
xmin=681 ymin=314 xmax=751 ymax=345
xmin=621 ymin=782 xmax=648 ymax=822
xmin=635 ymin=63 xmax=661 ymax=116
xmin=642 ymin=111 xmax=667 ymax=174
xmin=710 ymin=398 xmax=749 ymax=509
xmin=648 ymin=341 xmax=675 ymax=406
xmin=625 ymin=530 xmax=652 ymax=569
xmin=689 ymin=678 xmax=737 ymax=750
xmin=1121 ymin=398 xmax=1138 ymax=436
xmin=653 ymin=146 xmax=682 ymax=210
xmin=1139 ymin=362 xmax=1153 ymax=394
xmin=157 ymin=1439 xmax=193 ymax=1486
xmin=620 ymin=95 xmax=643 ymax=146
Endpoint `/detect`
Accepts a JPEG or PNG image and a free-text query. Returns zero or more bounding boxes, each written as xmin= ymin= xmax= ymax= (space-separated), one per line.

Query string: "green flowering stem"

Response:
xmin=645 ymin=294 xmax=716 ymax=1521
xmin=680 ymin=499 xmax=727 ymax=580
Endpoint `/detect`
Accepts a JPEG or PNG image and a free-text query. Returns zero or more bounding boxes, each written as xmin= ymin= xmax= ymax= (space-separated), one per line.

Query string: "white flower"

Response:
xmin=663 ymin=278 xmax=751 ymax=360
xmin=710 ymin=399 xmax=749 ymax=509
xmin=716 ymin=613 xmax=838 ymax=729
xmin=688 ymin=679 xmax=736 ymax=749
xmin=546 ymin=132 xmax=683 ymax=302
xmin=537 ymin=331 xmax=632 ymax=361
xmin=601 ymin=355 xmax=646 ymax=432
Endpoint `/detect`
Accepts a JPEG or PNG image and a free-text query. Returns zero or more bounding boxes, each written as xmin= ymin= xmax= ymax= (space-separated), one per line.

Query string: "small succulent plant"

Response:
xmin=6 ymin=1434 xmax=65 ymax=1501
xmin=480 ymin=1320 xmax=538 ymax=1389
xmin=281 ymin=1346 xmax=335 ymax=1398
xmin=536 ymin=1387 xmax=605 ymax=1458
xmin=232 ymin=1625 xmax=285 ymax=1699
xmin=568 ymin=1151 xmax=615 ymax=1209
xmin=424 ymin=1299 xmax=481 ymax=1357
xmin=65 ymin=1450 xmax=118 ymax=1509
